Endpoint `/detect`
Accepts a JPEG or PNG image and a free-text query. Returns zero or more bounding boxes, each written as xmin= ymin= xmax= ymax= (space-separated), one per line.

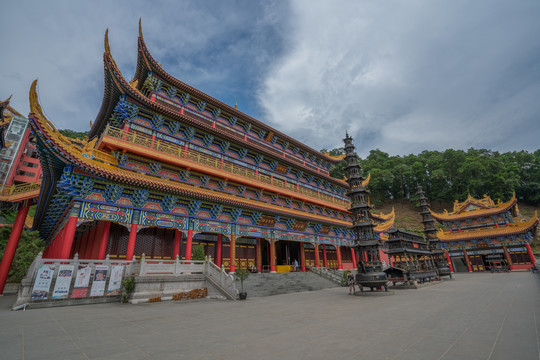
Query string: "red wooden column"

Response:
xmin=463 ymin=249 xmax=472 ymax=272
xmin=50 ymin=228 xmax=63 ymax=259
xmin=337 ymin=245 xmax=343 ymax=270
xmin=97 ymin=221 xmax=112 ymax=260
xmin=270 ymin=238 xmax=276 ymax=272
xmin=185 ymin=229 xmax=193 ymax=261
xmin=229 ymin=235 xmax=236 ymax=273
xmin=300 ymin=242 xmax=306 ymax=272
xmin=216 ymin=234 xmax=222 ymax=267
xmin=351 ymin=247 xmax=356 ymax=267
xmin=122 ymin=123 xmax=130 ymax=140
xmin=71 ymin=230 xmax=80 ymax=257
xmin=60 ymin=216 xmax=78 ymax=259
xmin=503 ymin=246 xmax=514 ymax=271
xmin=78 ymin=230 xmax=88 ymax=259
xmin=83 ymin=226 xmax=97 ymax=259
xmin=255 ymin=238 xmax=261 ymax=272
xmin=90 ymin=224 xmax=103 ymax=259
xmin=315 ymin=245 xmax=320 ymax=267
xmin=173 ymin=229 xmax=182 ymax=259
xmin=323 ymin=244 xmax=328 ymax=268
xmin=445 ymin=251 xmax=455 ymax=273
xmin=126 ymin=223 xmax=138 ymax=261
xmin=526 ymin=243 xmax=536 ymax=267
xmin=0 ymin=201 xmax=30 ymax=295
xmin=44 ymin=230 xmax=58 ymax=258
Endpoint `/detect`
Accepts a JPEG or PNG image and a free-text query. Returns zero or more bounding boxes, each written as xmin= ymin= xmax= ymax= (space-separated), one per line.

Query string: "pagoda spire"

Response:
xmin=343 ymin=133 xmax=388 ymax=291
xmin=416 ymin=185 xmax=438 ymax=246
xmin=416 ymin=185 xmax=453 ymax=277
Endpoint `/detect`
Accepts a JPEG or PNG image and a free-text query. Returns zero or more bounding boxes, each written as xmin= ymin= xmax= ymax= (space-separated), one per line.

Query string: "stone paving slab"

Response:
xmin=0 ymin=272 xmax=539 ymax=360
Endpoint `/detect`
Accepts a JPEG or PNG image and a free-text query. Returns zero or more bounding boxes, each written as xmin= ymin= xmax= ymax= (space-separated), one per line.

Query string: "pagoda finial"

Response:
xmin=139 ymin=18 xmax=143 ymax=39
xmin=234 ymin=99 xmax=238 ymax=110
xmin=104 ymin=29 xmax=111 ymax=54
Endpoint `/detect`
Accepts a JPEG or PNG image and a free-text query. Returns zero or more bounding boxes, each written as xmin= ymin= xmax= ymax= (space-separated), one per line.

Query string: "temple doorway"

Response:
xmin=260 ymin=239 xmax=270 ymax=267
xmin=275 ymin=241 xmax=301 ymax=267
xmin=135 ymin=227 xmax=175 ymax=259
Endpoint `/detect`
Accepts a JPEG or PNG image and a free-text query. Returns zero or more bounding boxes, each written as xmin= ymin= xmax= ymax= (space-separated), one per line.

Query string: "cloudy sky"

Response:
xmin=2 ymin=0 xmax=539 ymax=157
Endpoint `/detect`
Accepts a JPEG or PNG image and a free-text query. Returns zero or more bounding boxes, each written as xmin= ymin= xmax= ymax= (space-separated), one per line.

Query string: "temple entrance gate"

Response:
xmin=275 ymin=240 xmax=301 ymax=268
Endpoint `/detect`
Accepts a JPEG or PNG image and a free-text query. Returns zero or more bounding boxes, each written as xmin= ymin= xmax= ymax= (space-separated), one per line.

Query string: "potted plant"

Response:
xmin=121 ymin=276 xmax=135 ymax=303
xmin=234 ymin=269 xmax=250 ymax=300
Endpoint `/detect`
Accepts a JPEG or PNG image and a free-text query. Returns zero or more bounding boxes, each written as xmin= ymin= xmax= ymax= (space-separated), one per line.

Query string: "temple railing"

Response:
xmin=310 ymin=267 xmax=345 ymax=285
xmin=12 ymin=253 xmax=238 ymax=309
xmin=0 ymin=181 xmax=42 ymax=196
xmin=136 ymin=254 xmax=237 ymax=299
xmin=138 ymin=254 xmax=205 ymax=275
xmin=101 ymin=125 xmax=349 ymax=208
xmin=204 ymin=258 xmax=238 ymax=299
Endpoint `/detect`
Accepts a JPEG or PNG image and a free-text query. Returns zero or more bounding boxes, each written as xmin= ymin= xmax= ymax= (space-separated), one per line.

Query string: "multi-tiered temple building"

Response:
xmin=25 ymin=23 xmax=394 ymax=275
xmin=431 ymin=193 xmax=537 ymax=272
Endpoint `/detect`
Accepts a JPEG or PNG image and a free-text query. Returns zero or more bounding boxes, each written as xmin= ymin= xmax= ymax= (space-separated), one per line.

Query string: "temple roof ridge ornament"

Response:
xmin=104 ymin=29 xmax=122 ymax=78
xmin=362 ymin=172 xmax=371 ymax=188
xmin=436 ymin=211 xmax=538 ymax=241
xmin=430 ymin=192 xmax=517 ymax=221
xmin=373 ymin=210 xmax=395 ymax=233
xmin=104 ymin=29 xmax=111 ymax=55
xmin=30 ymin=80 xmax=98 ymax=154
xmin=321 ymin=150 xmax=346 ymax=161
xmin=372 ymin=206 xmax=394 ymax=222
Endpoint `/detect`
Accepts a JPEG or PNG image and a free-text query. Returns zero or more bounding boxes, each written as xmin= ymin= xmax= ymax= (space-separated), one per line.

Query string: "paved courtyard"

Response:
xmin=1 ymin=271 xmax=539 ymax=360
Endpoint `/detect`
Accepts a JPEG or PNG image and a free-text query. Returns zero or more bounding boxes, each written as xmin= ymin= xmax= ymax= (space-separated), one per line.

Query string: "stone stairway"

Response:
xmin=239 ymin=272 xmax=342 ymax=298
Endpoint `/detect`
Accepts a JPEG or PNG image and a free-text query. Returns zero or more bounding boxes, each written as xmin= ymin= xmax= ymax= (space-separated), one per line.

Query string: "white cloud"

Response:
xmin=258 ymin=0 xmax=540 ymax=156
xmin=1 ymin=1 xmax=283 ymax=130
xmin=2 ymin=0 xmax=539 ymax=157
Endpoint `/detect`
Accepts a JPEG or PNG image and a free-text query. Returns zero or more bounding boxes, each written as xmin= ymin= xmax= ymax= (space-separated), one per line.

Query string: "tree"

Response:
xmin=191 ymin=243 xmax=206 ymax=260
xmin=58 ymin=129 xmax=88 ymax=140
xmin=0 ymin=227 xmax=44 ymax=283
xmin=323 ymin=146 xmax=540 ymax=206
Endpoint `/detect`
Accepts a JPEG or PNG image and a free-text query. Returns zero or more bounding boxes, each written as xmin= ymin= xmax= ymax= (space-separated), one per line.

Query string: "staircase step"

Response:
xmin=239 ymin=272 xmax=341 ymax=298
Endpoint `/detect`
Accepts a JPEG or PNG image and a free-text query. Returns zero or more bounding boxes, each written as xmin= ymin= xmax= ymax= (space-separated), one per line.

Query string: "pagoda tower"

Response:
xmin=343 ymin=133 xmax=387 ymax=291
xmin=416 ymin=185 xmax=452 ymax=277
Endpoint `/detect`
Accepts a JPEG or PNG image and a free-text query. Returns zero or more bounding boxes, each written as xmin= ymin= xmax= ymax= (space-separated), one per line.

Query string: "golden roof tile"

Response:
xmin=430 ymin=193 xmax=517 ymax=221
xmin=437 ymin=211 xmax=538 ymax=241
